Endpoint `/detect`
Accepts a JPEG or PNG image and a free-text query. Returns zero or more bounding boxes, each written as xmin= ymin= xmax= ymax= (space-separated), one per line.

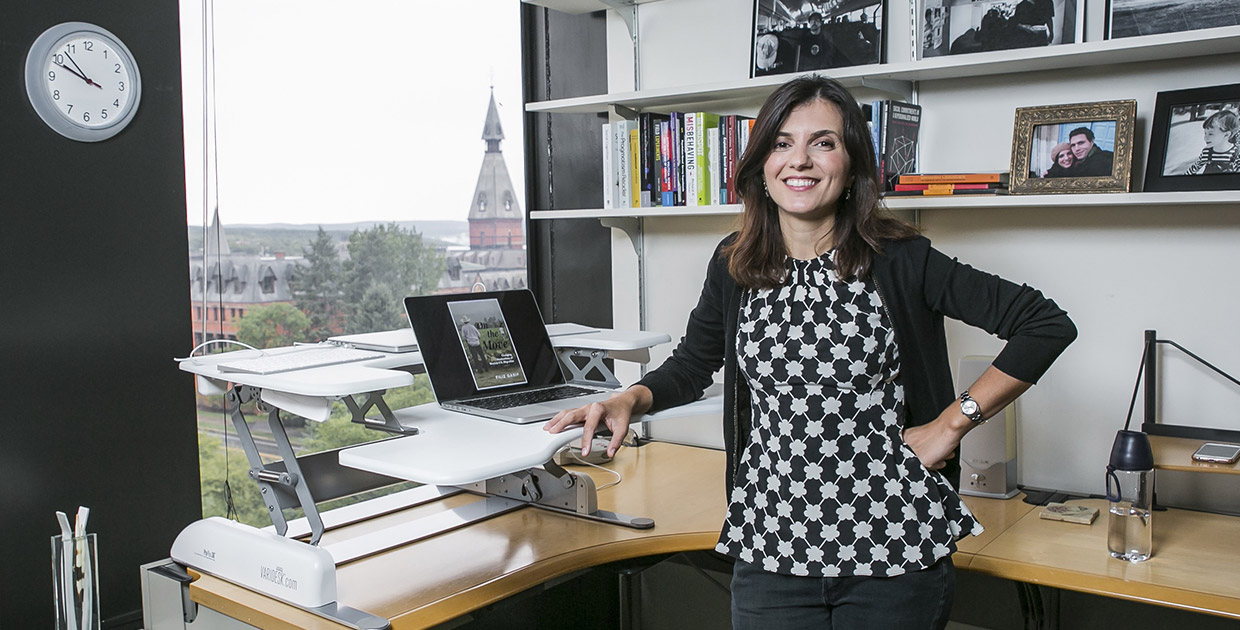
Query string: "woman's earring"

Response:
xmin=763 ymin=180 xmax=770 ymax=198
xmin=843 ymin=187 xmax=852 ymax=202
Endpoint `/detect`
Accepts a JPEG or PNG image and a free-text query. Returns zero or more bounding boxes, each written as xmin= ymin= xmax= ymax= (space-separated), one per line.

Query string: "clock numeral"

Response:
xmin=83 ymin=111 xmax=91 ymax=122
xmin=113 ymin=99 xmax=120 ymax=107
xmin=53 ymin=53 xmax=64 ymax=65
xmin=101 ymin=109 xmax=108 ymax=120
xmin=48 ymin=70 xmax=56 ymax=82
xmin=53 ymin=90 xmax=60 ymax=101
xmin=114 ymin=63 xmax=121 ymax=74
xmin=64 ymin=43 xmax=75 ymax=54
xmin=84 ymin=40 xmax=94 ymax=51
xmin=104 ymin=49 xmax=109 ymax=59
xmin=65 ymin=104 xmax=73 ymax=114
xmin=118 ymin=81 xmax=125 ymax=92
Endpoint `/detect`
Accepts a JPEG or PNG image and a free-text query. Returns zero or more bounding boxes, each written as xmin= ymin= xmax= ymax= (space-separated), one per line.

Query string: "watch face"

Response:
xmin=961 ymin=399 xmax=980 ymax=416
xmin=25 ymin=23 xmax=141 ymax=142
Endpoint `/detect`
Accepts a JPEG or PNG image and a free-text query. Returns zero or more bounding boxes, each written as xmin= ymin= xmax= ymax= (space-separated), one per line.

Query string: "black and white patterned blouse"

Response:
xmin=715 ymin=251 xmax=983 ymax=578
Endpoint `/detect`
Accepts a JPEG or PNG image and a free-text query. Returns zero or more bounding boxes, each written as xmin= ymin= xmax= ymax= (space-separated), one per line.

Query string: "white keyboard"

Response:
xmin=216 ymin=347 xmax=386 ymax=375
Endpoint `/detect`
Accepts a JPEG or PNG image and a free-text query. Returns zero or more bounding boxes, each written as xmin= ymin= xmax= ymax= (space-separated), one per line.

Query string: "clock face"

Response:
xmin=25 ymin=23 xmax=141 ymax=142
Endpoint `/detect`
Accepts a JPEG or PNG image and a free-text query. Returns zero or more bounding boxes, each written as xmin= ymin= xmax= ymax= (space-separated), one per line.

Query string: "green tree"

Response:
xmin=341 ymin=223 xmax=445 ymax=333
xmin=291 ymin=227 xmax=345 ymax=341
xmin=198 ymin=433 xmax=270 ymax=526
xmin=236 ymin=302 xmax=311 ymax=348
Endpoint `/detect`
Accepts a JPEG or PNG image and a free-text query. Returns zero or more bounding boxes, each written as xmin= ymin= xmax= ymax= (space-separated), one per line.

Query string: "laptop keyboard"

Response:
xmin=467 ymin=385 xmax=599 ymax=410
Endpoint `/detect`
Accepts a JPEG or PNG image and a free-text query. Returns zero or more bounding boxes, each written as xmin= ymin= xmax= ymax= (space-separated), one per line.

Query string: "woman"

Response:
xmin=1044 ymin=141 xmax=1074 ymax=177
xmin=546 ymin=75 xmax=1076 ymax=629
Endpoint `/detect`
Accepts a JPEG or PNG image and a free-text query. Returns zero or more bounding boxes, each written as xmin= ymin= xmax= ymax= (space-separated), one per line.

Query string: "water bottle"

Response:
xmin=1105 ymin=430 xmax=1155 ymax=562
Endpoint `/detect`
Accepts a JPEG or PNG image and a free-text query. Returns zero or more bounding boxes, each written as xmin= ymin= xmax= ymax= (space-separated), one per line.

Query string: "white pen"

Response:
xmin=74 ymin=506 xmax=92 ymax=630
xmin=56 ymin=511 xmax=78 ymax=630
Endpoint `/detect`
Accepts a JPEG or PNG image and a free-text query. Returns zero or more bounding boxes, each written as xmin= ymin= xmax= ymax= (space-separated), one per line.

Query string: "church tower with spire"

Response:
xmin=468 ymin=88 xmax=524 ymax=249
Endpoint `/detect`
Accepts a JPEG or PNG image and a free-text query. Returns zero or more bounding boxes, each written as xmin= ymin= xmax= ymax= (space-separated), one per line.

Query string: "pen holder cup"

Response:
xmin=51 ymin=533 xmax=100 ymax=630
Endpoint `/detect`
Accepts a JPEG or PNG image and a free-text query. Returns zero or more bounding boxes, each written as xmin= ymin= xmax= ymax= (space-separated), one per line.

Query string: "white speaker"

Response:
xmin=956 ymin=356 xmax=1019 ymax=499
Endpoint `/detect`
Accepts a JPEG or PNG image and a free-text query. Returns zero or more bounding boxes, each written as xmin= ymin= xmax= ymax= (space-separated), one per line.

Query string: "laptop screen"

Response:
xmin=404 ymin=290 xmax=565 ymax=402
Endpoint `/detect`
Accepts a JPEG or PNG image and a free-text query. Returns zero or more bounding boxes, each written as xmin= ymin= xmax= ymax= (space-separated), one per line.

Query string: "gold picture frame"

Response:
xmin=1009 ymin=99 xmax=1136 ymax=194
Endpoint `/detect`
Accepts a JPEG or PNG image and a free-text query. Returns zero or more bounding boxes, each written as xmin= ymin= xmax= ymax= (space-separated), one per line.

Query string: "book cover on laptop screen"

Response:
xmin=446 ymin=298 xmax=529 ymax=390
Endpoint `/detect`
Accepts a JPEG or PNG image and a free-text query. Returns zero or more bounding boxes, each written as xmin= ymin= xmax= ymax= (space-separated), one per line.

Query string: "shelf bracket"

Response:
xmin=599 ymin=0 xmax=639 ymax=43
xmin=860 ymin=77 xmax=915 ymax=102
xmin=600 ymin=217 xmax=641 ymax=257
xmin=611 ymin=103 xmax=639 ymax=120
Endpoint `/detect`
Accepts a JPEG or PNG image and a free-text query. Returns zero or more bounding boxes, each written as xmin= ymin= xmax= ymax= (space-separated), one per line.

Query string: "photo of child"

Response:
xmin=1161 ymin=101 xmax=1240 ymax=176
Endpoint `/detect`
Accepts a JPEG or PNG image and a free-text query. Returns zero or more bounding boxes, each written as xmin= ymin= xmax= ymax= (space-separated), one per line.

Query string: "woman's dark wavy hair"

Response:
xmin=721 ymin=75 xmax=918 ymax=288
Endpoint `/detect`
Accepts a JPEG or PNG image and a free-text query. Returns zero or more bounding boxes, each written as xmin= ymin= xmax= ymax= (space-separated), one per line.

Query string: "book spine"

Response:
xmin=684 ymin=113 xmax=698 ymax=206
xmin=629 ymin=126 xmax=641 ymax=208
xmin=893 ymin=183 xmax=1002 ymax=191
xmin=615 ymin=121 xmax=631 ymax=208
xmin=652 ymin=119 xmax=664 ymax=207
xmin=697 ymin=113 xmax=719 ymax=206
xmin=672 ymin=112 xmax=685 ymax=206
xmin=660 ymin=120 xmax=674 ymax=207
xmin=707 ymin=126 xmax=720 ymax=207
xmin=601 ymin=123 xmax=614 ymax=210
xmin=871 ymin=100 xmax=884 ymax=184
xmin=638 ymin=113 xmax=652 ymax=208
xmin=884 ymin=188 xmax=1007 ymax=196
xmin=898 ymin=173 xmax=1007 ymax=184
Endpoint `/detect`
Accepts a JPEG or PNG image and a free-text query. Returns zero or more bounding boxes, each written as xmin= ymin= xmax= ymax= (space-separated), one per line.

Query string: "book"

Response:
xmin=879 ymin=101 xmax=921 ymax=191
xmin=629 ymin=126 xmax=641 ymax=208
xmin=601 ymin=123 xmax=614 ymax=210
xmin=659 ymin=119 xmax=674 ymax=207
xmin=883 ymin=188 xmax=1009 ymax=196
xmin=1038 ymin=503 xmax=1099 ymax=525
xmin=869 ymin=100 xmax=884 ymax=181
xmin=893 ymin=183 xmax=1007 ymax=191
xmin=614 ymin=120 xmax=636 ymax=208
xmin=638 ymin=112 xmax=669 ymax=207
xmin=671 ymin=112 xmax=685 ymax=206
xmin=899 ymin=172 xmax=1011 ymax=185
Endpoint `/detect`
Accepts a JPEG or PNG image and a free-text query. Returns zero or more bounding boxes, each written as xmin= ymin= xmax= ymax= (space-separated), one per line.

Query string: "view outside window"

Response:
xmin=181 ymin=0 xmax=526 ymax=526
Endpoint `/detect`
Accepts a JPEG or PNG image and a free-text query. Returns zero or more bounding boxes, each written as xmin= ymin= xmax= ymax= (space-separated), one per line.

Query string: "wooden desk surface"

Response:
xmin=188 ymin=447 xmax=1240 ymax=628
xmin=190 ymin=441 xmax=727 ymax=629
xmin=966 ymin=498 xmax=1240 ymax=620
xmin=1151 ymin=435 xmax=1240 ymax=475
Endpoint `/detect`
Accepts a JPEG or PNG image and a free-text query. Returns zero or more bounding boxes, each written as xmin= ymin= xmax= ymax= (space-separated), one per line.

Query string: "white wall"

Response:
xmin=603 ymin=0 xmax=1240 ymax=500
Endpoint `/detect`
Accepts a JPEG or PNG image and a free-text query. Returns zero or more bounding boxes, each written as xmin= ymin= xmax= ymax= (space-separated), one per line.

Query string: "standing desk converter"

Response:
xmin=173 ymin=327 xmax=725 ymax=628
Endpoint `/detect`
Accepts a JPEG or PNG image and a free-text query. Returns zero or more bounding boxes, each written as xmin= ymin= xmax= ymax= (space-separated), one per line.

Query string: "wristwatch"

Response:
xmin=959 ymin=390 xmax=986 ymax=424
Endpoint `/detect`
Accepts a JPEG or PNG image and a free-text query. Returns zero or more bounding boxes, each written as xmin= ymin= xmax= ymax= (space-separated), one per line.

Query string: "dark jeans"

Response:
xmin=730 ymin=557 xmax=955 ymax=630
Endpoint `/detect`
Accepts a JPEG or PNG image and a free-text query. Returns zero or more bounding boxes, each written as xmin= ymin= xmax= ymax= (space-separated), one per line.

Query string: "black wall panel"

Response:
xmin=0 ymin=2 xmax=200 ymax=626
xmin=522 ymin=6 xmax=614 ymax=328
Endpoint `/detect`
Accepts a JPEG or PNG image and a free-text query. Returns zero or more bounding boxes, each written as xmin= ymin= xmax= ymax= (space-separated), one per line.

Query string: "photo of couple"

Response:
xmin=1032 ymin=122 xmax=1116 ymax=179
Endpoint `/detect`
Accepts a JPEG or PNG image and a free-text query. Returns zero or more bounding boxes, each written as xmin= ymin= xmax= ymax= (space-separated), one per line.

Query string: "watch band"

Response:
xmin=959 ymin=390 xmax=986 ymax=424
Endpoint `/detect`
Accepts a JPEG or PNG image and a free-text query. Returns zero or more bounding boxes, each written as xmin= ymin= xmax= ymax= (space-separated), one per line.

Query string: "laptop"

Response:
xmin=328 ymin=329 xmax=418 ymax=353
xmin=404 ymin=289 xmax=613 ymax=423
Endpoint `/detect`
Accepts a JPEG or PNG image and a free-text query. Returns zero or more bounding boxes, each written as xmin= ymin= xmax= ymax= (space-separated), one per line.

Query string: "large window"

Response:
xmin=181 ymin=0 xmax=527 ymax=526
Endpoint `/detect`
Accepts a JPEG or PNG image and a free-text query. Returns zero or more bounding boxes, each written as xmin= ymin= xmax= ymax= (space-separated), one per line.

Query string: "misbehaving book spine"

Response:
xmin=684 ymin=112 xmax=699 ymax=206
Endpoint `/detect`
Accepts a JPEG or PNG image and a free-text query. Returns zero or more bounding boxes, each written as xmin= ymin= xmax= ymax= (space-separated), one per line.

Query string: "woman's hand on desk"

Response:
xmin=544 ymin=385 xmax=653 ymax=458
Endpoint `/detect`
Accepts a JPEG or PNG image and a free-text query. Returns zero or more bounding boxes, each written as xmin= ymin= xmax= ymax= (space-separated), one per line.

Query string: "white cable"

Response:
xmin=567 ymin=450 xmax=623 ymax=490
xmin=174 ymin=338 xmax=262 ymax=362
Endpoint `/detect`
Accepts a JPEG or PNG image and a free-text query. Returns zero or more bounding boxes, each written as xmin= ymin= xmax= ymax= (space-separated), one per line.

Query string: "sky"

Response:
xmin=180 ymin=0 xmax=526 ymax=227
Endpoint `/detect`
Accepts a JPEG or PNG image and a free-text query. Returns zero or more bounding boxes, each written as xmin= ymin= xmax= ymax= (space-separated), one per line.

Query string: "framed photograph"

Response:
xmin=920 ymin=0 xmax=1082 ymax=59
xmin=1009 ymin=100 xmax=1137 ymax=194
xmin=1145 ymin=83 xmax=1240 ymax=192
xmin=1110 ymin=0 xmax=1240 ymax=40
xmin=752 ymin=0 xmax=883 ymax=77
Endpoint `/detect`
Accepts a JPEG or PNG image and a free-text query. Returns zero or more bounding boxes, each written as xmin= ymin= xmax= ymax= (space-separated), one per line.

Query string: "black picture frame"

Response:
xmin=919 ymin=0 xmax=1082 ymax=59
xmin=751 ymin=0 xmax=884 ymax=78
xmin=1109 ymin=0 xmax=1240 ymax=40
xmin=1144 ymin=83 xmax=1240 ymax=193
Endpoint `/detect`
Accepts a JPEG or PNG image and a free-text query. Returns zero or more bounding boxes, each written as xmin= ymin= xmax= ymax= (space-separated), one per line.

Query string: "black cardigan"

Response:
xmin=636 ymin=234 xmax=1077 ymax=488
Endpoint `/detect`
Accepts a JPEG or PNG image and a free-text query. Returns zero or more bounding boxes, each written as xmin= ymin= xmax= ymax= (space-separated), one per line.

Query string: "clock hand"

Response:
xmin=53 ymin=61 xmax=103 ymax=89
xmin=63 ymin=52 xmax=102 ymax=88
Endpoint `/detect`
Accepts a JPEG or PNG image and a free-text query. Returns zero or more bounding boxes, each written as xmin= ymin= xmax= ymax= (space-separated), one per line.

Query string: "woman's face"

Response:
xmin=1055 ymin=149 xmax=1074 ymax=168
xmin=762 ymin=99 xmax=853 ymax=223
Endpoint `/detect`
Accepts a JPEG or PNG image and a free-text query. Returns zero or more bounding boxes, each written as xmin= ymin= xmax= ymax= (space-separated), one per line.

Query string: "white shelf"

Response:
xmin=525 ymin=25 xmax=1240 ymax=115
xmin=529 ymin=191 xmax=1240 ymax=219
xmin=521 ymin=0 xmax=662 ymax=15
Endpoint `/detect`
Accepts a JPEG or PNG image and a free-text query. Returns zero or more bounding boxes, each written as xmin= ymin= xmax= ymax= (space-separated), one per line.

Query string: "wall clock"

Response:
xmin=24 ymin=22 xmax=142 ymax=142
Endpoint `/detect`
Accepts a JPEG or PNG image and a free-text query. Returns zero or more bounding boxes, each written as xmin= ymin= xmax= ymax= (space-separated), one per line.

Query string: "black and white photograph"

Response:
xmin=920 ymin=0 xmax=1080 ymax=58
xmin=1145 ymin=83 xmax=1240 ymax=192
xmin=1009 ymin=100 xmax=1136 ymax=194
xmin=752 ymin=0 xmax=883 ymax=77
xmin=1110 ymin=0 xmax=1240 ymax=40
